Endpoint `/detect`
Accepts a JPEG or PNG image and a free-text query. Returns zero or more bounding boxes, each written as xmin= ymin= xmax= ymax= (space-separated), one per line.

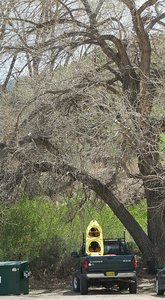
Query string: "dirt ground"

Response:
xmin=30 ymin=268 xmax=155 ymax=292
xmin=0 ymin=271 xmax=156 ymax=300
xmin=29 ymin=269 xmax=156 ymax=293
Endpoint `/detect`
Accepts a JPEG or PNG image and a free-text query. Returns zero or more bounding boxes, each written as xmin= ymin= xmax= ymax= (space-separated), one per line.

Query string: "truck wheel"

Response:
xmin=72 ymin=274 xmax=80 ymax=292
xmin=156 ymin=278 xmax=164 ymax=295
xmin=129 ymin=281 xmax=137 ymax=294
xmin=80 ymin=275 xmax=88 ymax=295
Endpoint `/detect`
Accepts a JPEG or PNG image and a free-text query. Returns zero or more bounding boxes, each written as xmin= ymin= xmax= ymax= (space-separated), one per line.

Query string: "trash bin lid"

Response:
xmin=0 ymin=261 xmax=28 ymax=267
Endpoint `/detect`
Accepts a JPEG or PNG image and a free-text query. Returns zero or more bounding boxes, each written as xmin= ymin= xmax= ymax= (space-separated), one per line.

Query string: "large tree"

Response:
xmin=0 ymin=0 xmax=165 ymax=270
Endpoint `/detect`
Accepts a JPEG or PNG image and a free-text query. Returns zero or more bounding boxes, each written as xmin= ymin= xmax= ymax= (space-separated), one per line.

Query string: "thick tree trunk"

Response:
xmin=138 ymin=122 xmax=165 ymax=270
xmin=146 ymin=188 xmax=165 ymax=266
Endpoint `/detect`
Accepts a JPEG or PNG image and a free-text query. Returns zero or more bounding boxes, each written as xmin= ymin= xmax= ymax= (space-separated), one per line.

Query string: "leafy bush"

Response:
xmin=30 ymin=235 xmax=71 ymax=279
xmin=0 ymin=196 xmax=60 ymax=260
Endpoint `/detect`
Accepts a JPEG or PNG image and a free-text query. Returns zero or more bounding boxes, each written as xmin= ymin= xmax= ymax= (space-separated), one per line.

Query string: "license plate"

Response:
xmin=106 ymin=272 xmax=115 ymax=276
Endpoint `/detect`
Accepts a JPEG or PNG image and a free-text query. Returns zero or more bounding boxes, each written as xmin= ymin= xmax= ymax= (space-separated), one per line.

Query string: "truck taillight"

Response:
xmin=133 ymin=257 xmax=137 ymax=269
xmin=83 ymin=259 xmax=89 ymax=270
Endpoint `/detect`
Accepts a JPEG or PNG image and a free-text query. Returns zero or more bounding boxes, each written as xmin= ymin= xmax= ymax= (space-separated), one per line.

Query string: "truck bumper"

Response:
xmin=86 ymin=272 xmax=136 ymax=279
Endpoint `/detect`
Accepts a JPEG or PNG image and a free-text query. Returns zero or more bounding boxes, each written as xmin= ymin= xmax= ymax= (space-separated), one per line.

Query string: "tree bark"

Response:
xmin=137 ymin=121 xmax=165 ymax=268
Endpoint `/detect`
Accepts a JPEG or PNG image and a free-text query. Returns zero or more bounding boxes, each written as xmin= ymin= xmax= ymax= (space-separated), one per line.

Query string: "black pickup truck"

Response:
xmin=71 ymin=238 xmax=137 ymax=295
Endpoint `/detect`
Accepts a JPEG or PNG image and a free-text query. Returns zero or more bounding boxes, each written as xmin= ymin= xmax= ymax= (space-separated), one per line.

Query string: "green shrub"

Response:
xmin=30 ymin=235 xmax=70 ymax=279
xmin=0 ymin=196 xmax=60 ymax=260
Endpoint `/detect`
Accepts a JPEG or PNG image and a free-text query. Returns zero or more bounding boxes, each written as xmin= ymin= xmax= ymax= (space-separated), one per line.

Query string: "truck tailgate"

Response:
xmin=85 ymin=255 xmax=135 ymax=273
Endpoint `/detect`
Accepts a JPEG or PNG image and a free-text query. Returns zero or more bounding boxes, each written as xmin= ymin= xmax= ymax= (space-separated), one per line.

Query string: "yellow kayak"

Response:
xmin=85 ymin=220 xmax=104 ymax=256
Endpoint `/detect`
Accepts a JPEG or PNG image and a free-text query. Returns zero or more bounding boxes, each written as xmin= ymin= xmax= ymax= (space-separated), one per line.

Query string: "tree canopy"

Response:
xmin=0 ymin=0 xmax=165 ymax=270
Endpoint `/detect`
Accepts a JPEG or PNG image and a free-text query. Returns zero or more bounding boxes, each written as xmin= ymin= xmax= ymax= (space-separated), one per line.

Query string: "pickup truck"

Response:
xmin=71 ymin=238 xmax=137 ymax=295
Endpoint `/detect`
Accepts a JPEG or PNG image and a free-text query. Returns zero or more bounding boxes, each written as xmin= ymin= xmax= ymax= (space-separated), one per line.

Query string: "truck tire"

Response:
xmin=72 ymin=274 xmax=80 ymax=292
xmin=156 ymin=278 xmax=164 ymax=295
xmin=80 ymin=275 xmax=88 ymax=295
xmin=129 ymin=280 xmax=137 ymax=294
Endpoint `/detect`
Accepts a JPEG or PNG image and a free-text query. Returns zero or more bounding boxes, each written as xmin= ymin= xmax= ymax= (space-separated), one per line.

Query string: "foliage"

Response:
xmin=128 ymin=200 xmax=147 ymax=232
xmin=0 ymin=196 xmax=60 ymax=260
xmin=0 ymin=195 xmax=147 ymax=267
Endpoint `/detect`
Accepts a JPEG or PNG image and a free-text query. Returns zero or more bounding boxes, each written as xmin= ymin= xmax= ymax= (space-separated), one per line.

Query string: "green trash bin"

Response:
xmin=0 ymin=261 xmax=30 ymax=295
